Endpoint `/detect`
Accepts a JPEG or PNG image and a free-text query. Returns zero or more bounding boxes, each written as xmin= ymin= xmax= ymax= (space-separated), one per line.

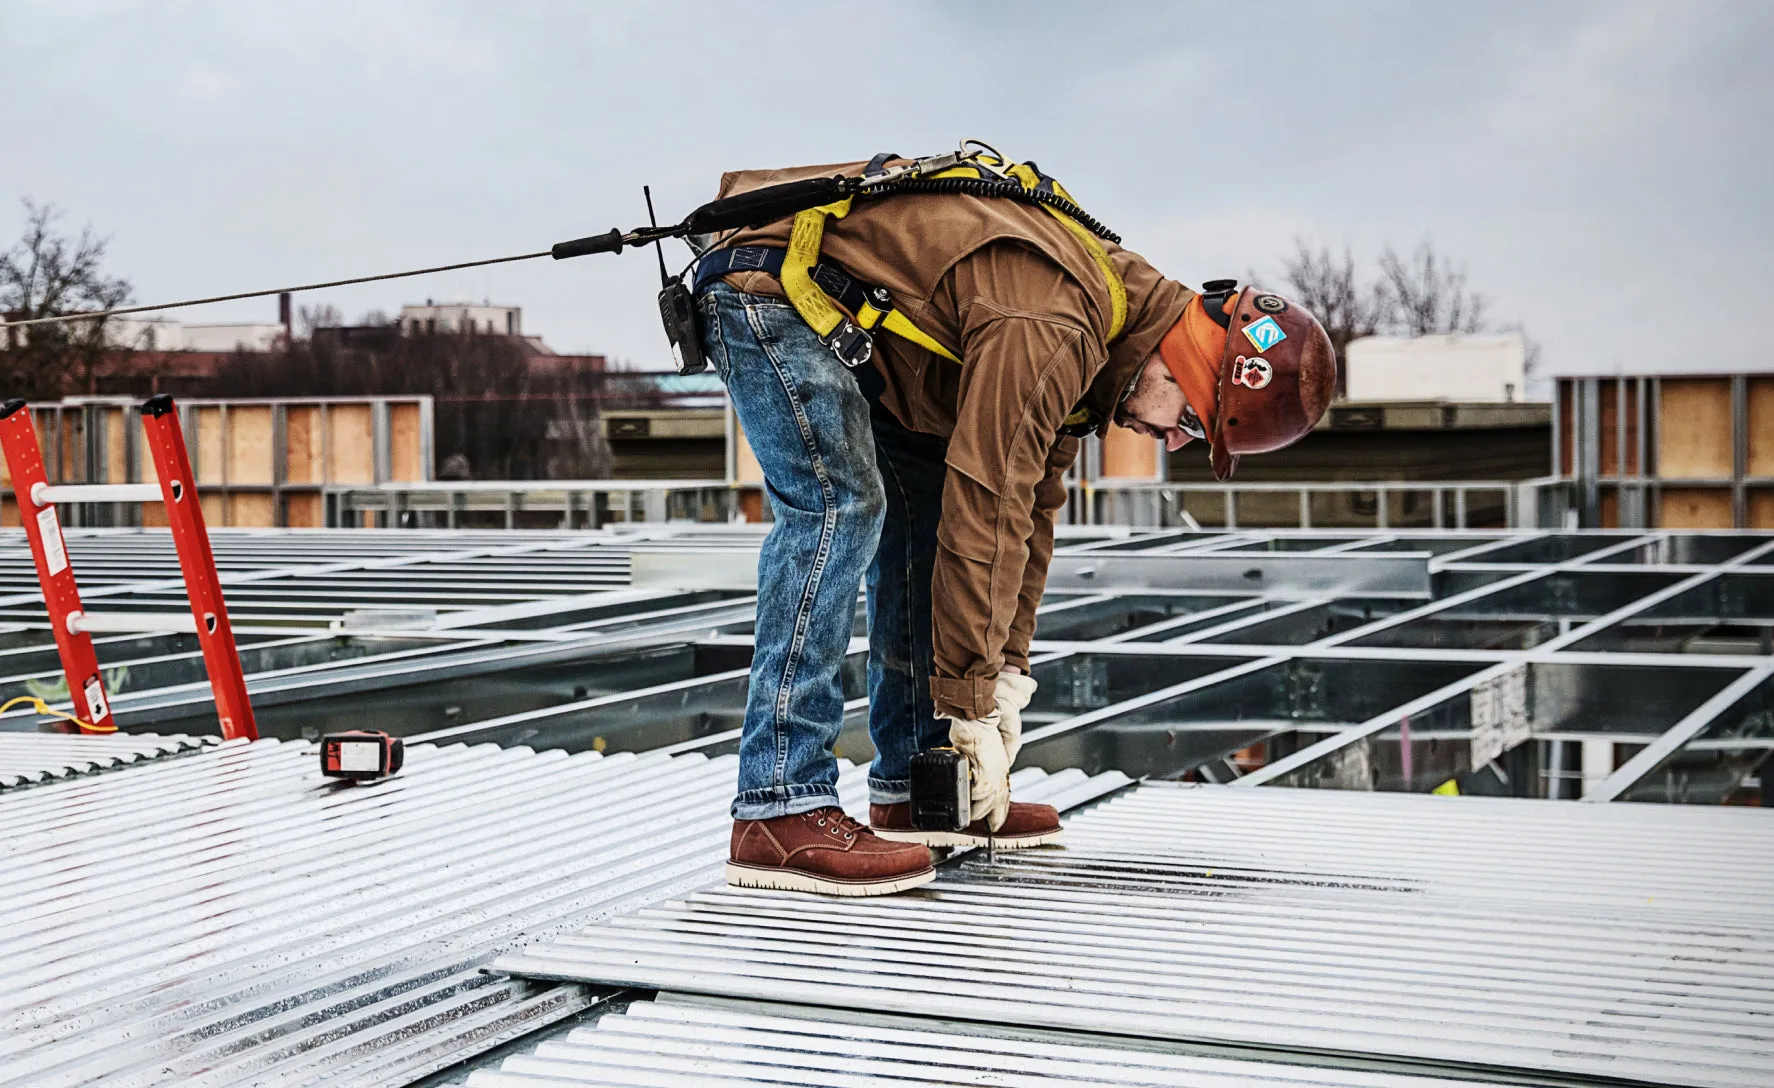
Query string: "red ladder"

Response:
xmin=0 ymin=394 xmax=258 ymax=740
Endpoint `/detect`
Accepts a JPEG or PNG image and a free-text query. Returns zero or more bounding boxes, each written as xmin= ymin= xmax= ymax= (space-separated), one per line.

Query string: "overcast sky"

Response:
xmin=4 ymin=1 xmax=1769 ymax=378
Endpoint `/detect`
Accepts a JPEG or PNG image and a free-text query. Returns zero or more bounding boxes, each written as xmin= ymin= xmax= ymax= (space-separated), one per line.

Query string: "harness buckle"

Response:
xmin=823 ymin=321 xmax=874 ymax=369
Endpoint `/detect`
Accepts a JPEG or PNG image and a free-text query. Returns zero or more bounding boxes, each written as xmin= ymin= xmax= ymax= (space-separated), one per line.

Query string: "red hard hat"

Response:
xmin=1207 ymin=287 xmax=1337 ymax=481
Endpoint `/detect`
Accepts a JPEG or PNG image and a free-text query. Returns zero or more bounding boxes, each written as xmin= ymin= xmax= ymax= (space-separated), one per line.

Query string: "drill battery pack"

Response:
xmin=908 ymin=747 xmax=970 ymax=832
xmin=320 ymin=730 xmax=404 ymax=782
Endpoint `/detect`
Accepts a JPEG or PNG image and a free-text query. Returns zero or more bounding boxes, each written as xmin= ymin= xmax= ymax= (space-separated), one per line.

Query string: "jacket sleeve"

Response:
xmin=1003 ymin=435 xmax=1079 ymax=673
xmin=928 ymin=292 xmax=1098 ymax=720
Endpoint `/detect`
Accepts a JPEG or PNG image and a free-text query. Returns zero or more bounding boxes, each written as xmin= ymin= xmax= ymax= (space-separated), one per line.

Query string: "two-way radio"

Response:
xmin=646 ymin=186 xmax=708 ymax=376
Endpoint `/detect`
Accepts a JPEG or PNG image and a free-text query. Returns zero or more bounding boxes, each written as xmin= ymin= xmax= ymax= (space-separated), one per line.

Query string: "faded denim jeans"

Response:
xmin=701 ymin=283 xmax=949 ymax=819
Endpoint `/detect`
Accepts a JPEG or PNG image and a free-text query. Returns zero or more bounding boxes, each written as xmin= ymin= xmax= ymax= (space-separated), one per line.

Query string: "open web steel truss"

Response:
xmin=1 ymin=524 xmax=1768 ymax=805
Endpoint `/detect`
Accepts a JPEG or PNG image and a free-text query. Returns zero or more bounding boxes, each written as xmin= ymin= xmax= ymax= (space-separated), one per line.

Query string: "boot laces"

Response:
xmin=811 ymin=807 xmax=863 ymax=842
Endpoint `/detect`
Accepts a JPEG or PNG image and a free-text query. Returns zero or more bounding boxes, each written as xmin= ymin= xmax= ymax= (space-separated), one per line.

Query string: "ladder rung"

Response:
xmin=32 ymin=483 xmax=166 ymax=504
xmin=69 ymin=611 xmax=199 ymax=635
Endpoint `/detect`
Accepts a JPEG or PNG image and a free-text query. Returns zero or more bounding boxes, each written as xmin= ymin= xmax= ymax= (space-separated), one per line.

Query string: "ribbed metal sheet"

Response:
xmin=0 ymin=730 xmax=217 ymax=789
xmin=0 ymin=734 xmax=1122 ymax=1087
xmin=465 ymin=994 xmax=1479 ymax=1087
xmin=496 ymin=784 xmax=1774 ymax=1088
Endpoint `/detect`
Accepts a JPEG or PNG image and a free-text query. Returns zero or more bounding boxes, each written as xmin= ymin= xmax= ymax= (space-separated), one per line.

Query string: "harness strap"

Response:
xmin=780 ymin=198 xmax=854 ymax=343
xmin=695 ymin=244 xmax=962 ymax=365
xmin=932 ymin=159 xmax=1128 ymax=344
xmin=699 ymin=152 xmax=1124 ymax=377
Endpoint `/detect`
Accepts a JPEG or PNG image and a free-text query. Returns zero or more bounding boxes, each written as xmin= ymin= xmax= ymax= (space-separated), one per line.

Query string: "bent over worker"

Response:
xmin=699 ymin=149 xmax=1336 ymax=896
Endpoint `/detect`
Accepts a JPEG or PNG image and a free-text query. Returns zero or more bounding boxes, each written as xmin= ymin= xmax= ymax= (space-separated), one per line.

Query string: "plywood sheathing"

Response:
xmin=1659 ymin=488 xmax=1734 ymax=529
xmin=329 ymin=405 xmax=375 ymax=484
xmin=284 ymin=492 xmax=323 ymax=528
xmin=104 ymin=407 xmax=129 ymax=484
xmin=226 ymin=406 xmax=275 ymax=485
xmin=58 ymin=417 xmax=82 ymax=486
xmin=195 ymin=407 xmax=226 ymax=485
xmin=1656 ymin=378 xmax=1734 ymax=479
xmin=1750 ymin=490 xmax=1774 ymax=529
xmin=1748 ymin=377 xmax=1774 ymax=478
xmin=390 ymin=402 xmax=422 ymax=482
xmin=1101 ymin=426 xmax=1159 ymax=479
xmin=228 ymin=492 xmax=275 ymax=527
xmin=285 ymin=407 xmax=322 ymax=484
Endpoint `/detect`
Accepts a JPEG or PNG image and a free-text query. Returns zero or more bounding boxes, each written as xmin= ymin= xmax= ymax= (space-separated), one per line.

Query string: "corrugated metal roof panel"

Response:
xmin=464 ymin=995 xmax=1480 ymax=1087
xmin=0 ymin=730 xmax=218 ymax=789
xmin=495 ymin=784 xmax=1774 ymax=1088
xmin=0 ymin=734 xmax=1123 ymax=1087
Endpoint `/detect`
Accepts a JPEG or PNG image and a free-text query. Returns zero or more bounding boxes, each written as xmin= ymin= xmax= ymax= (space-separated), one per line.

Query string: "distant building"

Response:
xmin=7 ymin=316 xmax=285 ymax=353
xmin=400 ymin=302 xmax=521 ymax=337
xmin=176 ymin=323 xmax=286 ymax=352
xmin=1345 ymin=333 xmax=1533 ymax=403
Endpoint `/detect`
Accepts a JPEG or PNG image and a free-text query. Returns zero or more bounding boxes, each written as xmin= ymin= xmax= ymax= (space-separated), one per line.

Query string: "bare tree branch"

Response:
xmin=0 ymin=199 xmax=134 ymax=396
xmin=1274 ymin=238 xmax=1392 ymax=397
xmin=1377 ymin=241 xmax=1489 ymax=336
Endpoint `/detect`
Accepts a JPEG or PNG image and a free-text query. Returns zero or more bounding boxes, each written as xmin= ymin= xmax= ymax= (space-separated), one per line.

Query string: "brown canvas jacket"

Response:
xmin=710 ymin=159 xmax=1191 ymax=718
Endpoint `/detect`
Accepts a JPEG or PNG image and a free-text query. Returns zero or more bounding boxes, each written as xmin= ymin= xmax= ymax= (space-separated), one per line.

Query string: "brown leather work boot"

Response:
xmin=728 ymin=807 xmax=935 ymax=896
xmin=869 ymin=800 xmax=1064 ymax=849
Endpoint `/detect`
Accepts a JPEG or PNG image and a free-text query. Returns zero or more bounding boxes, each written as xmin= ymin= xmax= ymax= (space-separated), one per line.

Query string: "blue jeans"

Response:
xmin=864 ymin=403 xmax=951 ymax=803
xmin=701 ymin=283 xmax=948 ymax=819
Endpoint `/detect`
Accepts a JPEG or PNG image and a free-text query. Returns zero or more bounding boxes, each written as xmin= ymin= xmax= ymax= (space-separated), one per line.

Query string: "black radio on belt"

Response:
xmin=909 ymin=747 xmax=970 ymax=832
xmin=647 ymin=185 xmax=709 ymax=376
xmin=658 ymin=280 xmax=707 ymax=376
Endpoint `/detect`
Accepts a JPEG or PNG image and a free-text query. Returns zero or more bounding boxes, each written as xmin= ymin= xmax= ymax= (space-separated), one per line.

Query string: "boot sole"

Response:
xmin=724 ymin=862 xmax=936 ymax=897
xmin=871 ymin=827 xmax=1064 ymax=849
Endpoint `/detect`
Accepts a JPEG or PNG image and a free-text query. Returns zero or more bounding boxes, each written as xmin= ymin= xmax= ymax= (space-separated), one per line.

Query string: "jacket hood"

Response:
xmin=1074 ymin=247 xmax=1193 ymax=435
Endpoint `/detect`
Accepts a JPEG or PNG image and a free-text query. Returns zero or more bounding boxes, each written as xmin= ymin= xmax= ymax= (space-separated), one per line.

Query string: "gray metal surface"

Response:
xmin=1046 ymin=550 xmax=1434 ymax=599
xmin=1 ymin=526 xmax=1769 ymax=806
xmin=464 ymin=994 xmax=1482 ymax=1087
xmin=0 ymin=734 xmax=1120 ymax=1088
xmin=496 ymin=783 xmax=1774 ymax=1088
xmin=0 ymin=729 xmax=216 ymax=789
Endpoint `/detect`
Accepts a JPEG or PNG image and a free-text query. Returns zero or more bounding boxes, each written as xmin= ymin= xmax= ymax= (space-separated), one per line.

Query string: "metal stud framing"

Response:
xmin=0 ymin=524 xmax=1769 ymax=805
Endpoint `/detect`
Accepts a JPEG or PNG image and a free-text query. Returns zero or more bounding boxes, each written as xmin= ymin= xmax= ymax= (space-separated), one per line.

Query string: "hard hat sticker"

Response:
xmin=1243 ymin=316 xmax=1287 ymax=352
xmin=1232 ymin=356 xmax=1273 ymax=390
xmin=1255 ymin=295 xmax=1287 ymax=314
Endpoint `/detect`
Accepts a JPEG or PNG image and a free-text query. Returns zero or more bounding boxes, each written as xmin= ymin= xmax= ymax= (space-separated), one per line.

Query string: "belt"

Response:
xmin=694 ymin=244 xmax=960 ymax=369
xmin=697 ymin=245 xmax=887 ymax=401
xmin=694 ymin=245 xmax=877 ymax=318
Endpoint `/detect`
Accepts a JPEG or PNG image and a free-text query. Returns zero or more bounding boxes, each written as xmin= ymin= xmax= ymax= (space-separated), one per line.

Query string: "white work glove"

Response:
xmin=993 ymin=672 xmax=1038 ymax=767
xmin=944 ymin=711 xmax=1011 ymax=831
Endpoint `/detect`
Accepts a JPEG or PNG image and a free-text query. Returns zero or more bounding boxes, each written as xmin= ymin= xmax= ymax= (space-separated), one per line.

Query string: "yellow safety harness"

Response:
xmin=778 ymin=154 xmax=1128 ymax=368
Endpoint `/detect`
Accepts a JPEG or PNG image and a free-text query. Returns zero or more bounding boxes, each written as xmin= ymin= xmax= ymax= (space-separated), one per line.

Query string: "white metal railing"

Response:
xmin=324 ymin=479 xmax=735 ymax=529
xmin=1076 ymin=477 xmax=1572 ymax=530
xmin=324 ymin=476 xmax=1577 ymax=531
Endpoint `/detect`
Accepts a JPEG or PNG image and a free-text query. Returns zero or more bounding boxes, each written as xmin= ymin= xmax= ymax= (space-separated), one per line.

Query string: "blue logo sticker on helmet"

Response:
xmin=1242 ymin=316 xmax=1287 ymax=353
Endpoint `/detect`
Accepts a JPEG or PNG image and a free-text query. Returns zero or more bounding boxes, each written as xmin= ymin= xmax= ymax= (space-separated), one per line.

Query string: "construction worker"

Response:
xmin=703 ymin=152 xmax=1336 ymax=895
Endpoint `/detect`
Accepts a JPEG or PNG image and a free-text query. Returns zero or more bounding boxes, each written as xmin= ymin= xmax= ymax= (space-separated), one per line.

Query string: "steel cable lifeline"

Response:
xmin=0 ymin=140 xmax=1118 ymax=334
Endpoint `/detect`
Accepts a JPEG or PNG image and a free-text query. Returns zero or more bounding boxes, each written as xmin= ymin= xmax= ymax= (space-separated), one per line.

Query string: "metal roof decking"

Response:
xmin=463 ymin=995 xmax=1483 ymax=1087
xmin=0 ymin=730 xmax=217 ymax=789
xmin=0 ymin=734 xmax=1122 ymax=1087
xmin=494 ymin=783 xmax=1774 ymax=1088
xmin=0 ymin=527 xmax=1768 ymax=805
xmin=1 ymin=524 xmax=1770 ymax=1084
